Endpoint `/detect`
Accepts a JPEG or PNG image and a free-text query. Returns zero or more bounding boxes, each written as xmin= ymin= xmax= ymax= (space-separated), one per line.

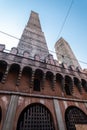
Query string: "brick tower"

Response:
xmin=0 ymin=11 xmax=87 ymax=130
xmin=17 ymin=11 xmax=49 ymax=59
xmin=55 ymin=37 xmax=81 ymax=68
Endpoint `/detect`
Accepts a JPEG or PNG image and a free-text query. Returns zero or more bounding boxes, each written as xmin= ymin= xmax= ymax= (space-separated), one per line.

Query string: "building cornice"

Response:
xmin=0 ymin=90 xmax=87 ymax=103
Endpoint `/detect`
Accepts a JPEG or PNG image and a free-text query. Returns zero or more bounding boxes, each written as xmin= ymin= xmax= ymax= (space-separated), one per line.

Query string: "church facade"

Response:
xmin=0 ymin=11 xmax=87 ymax=130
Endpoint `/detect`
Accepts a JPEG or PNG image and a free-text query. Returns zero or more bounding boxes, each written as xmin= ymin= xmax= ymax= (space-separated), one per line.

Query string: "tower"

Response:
xmin=55 ymin=37 xmax=81 ymax=68
xmin=0 ymin=11 xmax=87 ymax=130
xmin=17 ymin=11 xmax=49 ymax=59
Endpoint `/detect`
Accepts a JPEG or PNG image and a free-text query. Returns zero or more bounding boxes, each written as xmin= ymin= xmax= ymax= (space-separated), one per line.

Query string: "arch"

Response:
xmin=22 ymin=66 xmax=32 ymax=77
xmin=65 ymin=75 xmax=73 ymax=95
xmin=56 ymin=73 xmax=63 ymax=82
xmin=74 ymin=77 xmax=82 ymax=93
xmin=9 ymin=63 xmax=20 ymax=72
xmin=7 ymin=63 xmax=20 ymax=85
xmin=20 ymin=66 xmax=32 ymax=88
xmin=56 ymin=73 xmax=64 ymax=91
xmin=17 ymin=103 xmax=55 ymax=130
xmin=81 ymin=79 xmax=87 ymax=92
xmin=46 ymin=71 xmax=54 ymax=81
xmin=0 ymin=60 xmax=7 ymax=82
xmin=65 ymin=106 xmax=87 ymax=130
xmin=46 ymin=71 xmax=54 ymax=88
xmin=34 ymin=69 xmax=44 ymax=91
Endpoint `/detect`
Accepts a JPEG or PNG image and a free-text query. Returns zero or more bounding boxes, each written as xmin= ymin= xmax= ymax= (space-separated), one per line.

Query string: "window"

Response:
xmin=34 ymin=78 xmax=40 ymax=91
xmin=65 ymin=83 xmax=71 ymax=95
xmin=33 ymin=69 xmax=44 ymax=91
xmin=65 ymin=76 xmax=73 ymax=95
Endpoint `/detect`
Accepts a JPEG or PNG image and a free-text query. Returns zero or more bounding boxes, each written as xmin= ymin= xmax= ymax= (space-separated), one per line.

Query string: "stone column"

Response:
xmin=53 ymin=99 xmax=65 ymax=130
xmin=16 ymin=69 xmax=22 ymax=86
xmin=51 ymin=75 xmax=56 ymax=91
xmin=2 ymin=95 xmax=18 ymax=130
xmin=30 ymin=70 xmax=35 ymax=88
xmin=1 ymin=65 xmax=10 ymax=84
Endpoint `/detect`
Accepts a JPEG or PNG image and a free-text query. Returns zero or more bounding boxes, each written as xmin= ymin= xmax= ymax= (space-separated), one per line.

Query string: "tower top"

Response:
xmin=27 ymin=11 xmax=42 ymax=31
xmin=55 ymin=37 xmax=81 ymax=68
xmin=17 ymin=11 xmax=49 ymax=59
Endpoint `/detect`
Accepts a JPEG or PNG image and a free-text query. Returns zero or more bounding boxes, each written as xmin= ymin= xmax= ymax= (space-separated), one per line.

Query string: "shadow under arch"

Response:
xmin=65 ymin=105 xmax=87 ymax=130
xmin=17 ymin=103 xmax=55 ymax=130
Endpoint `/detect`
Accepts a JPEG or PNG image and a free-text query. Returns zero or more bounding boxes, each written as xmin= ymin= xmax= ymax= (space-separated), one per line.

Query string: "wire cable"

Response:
xmin=0 ymin=30 xmax=87 ymax=66
xmin=56 ymin=0 xmax=74 ymax=40
xmin=0 ymin=31 xmax=87 ymax=65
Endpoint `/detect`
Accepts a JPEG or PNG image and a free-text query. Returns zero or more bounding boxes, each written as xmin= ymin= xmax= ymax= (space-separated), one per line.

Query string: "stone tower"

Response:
xmin=55 ymin=37 xmax=81 ymax=68
xmin=17 ymin=11 xmax=49 ymax=59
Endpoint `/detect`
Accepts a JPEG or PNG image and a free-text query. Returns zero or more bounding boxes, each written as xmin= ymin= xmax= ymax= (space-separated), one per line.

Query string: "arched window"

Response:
xmin=0 ymin=72 xmax=3 ymax=82
xmin=7 ymin=63 xmax=20 ymax=85
xmin=81 ymin=79 xmax=87 ymax=92
xmin=34 ymin=78 xmax=40 ymax=91
xmin=56 ymin=73 xmax=64 ymax=91
xmin=17 ymin=103 xmax=55 ymax=130
xmin=65 ymin=76 xmax=73 ymax=95
xmin=21 ymin=66 xmax=32 ymax=88
xmin=65 ymin=106 xmax=87 ymax=130
xmin=33 ymin=69 xmax=44 ymax=91
xmin=46 ymin=71 xmax=54 ymax=87
xmin=74 ymin=77 xmax=82 ymax=93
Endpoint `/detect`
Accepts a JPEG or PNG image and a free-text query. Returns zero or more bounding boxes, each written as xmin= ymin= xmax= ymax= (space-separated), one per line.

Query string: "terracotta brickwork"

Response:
xmin=55 ymin=37 xmax=81 ymax=68
xmin=0 ymin=11 xmax=87 ymax=130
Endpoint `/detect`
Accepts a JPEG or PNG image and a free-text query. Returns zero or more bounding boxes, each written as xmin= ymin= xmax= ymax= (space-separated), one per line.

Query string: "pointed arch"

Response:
xmin=65 ymin=106 xmax=87 ymax=130
xmin=17 ymin=103 xmax=55 ymax=130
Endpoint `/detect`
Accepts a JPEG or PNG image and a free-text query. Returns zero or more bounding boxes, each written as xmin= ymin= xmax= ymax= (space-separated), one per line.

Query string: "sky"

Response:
xmin=0 ymin=0 xmax=87 ymax=69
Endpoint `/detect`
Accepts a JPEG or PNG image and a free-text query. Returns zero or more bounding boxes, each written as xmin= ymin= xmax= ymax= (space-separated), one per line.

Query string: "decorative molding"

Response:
xmin=0 ymin=90 xmax=87 ymax=103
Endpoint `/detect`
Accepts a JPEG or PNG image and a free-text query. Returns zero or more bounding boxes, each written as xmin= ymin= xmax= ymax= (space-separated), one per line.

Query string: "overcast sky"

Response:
xmin=0 ymin=0 xmax=87 ymax=69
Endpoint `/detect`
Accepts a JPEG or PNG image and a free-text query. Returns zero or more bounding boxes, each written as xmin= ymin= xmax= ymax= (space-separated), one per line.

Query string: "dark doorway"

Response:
xmin=65 ymin=106 xmax=87 ymax=130
xmin=17 ymin=103 xmax=55 ymax=130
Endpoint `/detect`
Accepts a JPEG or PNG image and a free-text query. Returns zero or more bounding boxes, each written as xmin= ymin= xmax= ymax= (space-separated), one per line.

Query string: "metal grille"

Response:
xmin=17 ymin=103 xmax=55 ymax=130
xmin=65 ymin=106 xmax=87 ymax=130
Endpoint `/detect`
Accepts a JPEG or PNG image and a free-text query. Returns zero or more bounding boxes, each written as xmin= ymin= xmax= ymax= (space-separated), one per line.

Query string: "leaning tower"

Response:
xmin=55 ymin=37 xmax=81 ymax=68
xmin=0 ymin=11 xmax=87 ymax=130
xmin=17 ymin=11 xmax=49 ymax=59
